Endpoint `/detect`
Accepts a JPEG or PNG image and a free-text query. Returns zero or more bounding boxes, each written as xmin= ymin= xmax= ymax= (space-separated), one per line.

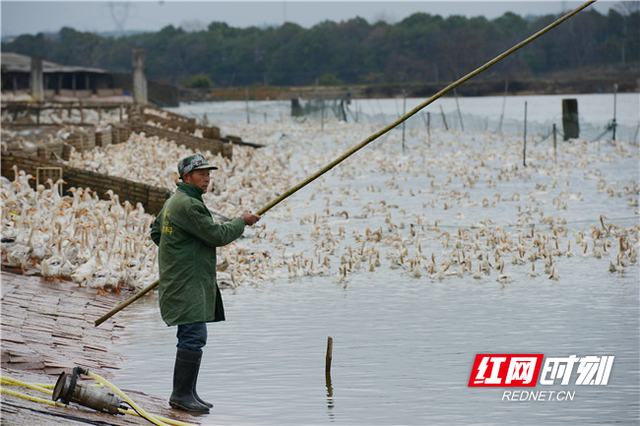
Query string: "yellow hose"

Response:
xmin=1 ymin=376 xmax=53 ymax=395
xmin=86 ymin=371 xmax=197 ymax=426
xmin=0 ymin=387 xmax=66 ymax=407
xmin=85 ymin=371 xmax=170 ymax=426
xmin=1 ymin=373 xmax=198 ymax=426
xmin=118 ymin=406 xmax=201 ymax=426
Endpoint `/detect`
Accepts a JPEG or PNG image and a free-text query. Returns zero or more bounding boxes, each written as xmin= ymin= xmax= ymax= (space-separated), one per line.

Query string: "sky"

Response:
xmin=0 ymin=0 xmax=620 ymax=39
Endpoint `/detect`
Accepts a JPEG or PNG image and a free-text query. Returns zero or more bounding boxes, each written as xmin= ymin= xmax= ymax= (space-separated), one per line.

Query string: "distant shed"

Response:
xmin=1 ymin=52 xmax=115 ymax=98
xmin=1 ymin=52 xmax=178 ymax=106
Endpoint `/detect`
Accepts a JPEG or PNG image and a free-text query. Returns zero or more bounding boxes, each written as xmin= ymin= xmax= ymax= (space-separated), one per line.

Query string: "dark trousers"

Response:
xmin=176 ymin=322 xmax=207 ymax=353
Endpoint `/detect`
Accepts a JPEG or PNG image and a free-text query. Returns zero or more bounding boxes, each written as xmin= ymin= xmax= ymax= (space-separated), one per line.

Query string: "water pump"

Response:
xmin=52 ymin=367 xmax=124 ymax=414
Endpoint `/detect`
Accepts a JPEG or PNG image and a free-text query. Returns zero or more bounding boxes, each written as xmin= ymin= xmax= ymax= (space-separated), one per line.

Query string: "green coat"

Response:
xmin=151 ymin=182 xmax=245 ymax=326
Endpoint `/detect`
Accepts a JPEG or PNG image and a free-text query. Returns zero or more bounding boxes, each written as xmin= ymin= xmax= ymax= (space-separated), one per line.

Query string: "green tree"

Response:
xmin=2 ymin=8 xmax=635 ymax=88
xmin=183 ymin=73 xmax=214 ymax=88
xmin=317 ymin=73 xmax=344 ymax=86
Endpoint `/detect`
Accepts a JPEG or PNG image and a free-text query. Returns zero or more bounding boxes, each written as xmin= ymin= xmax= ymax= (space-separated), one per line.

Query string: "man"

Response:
xmin=151 ymin=153 xmax=260 ymax=414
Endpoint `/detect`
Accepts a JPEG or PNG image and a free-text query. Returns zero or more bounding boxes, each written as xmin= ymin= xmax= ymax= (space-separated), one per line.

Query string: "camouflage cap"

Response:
xmin=177 ymin=153 xmax=218 ymax=178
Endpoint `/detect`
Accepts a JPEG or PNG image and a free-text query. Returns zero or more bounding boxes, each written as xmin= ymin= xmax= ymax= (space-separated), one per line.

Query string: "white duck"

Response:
xmin=5 ymin=225 xmax=34 ymax=273
xmin=39 ymin=236 xmax=65 ymax=280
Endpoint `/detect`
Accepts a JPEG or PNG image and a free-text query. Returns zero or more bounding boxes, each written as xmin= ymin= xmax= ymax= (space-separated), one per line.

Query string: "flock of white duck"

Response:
xmin=1 ymin=165 xmax=158 ymax=292
xmin=0 ymin=98 xmax=127 ymax=127
xmin=1 ymin=107 xmax=638 ymax=293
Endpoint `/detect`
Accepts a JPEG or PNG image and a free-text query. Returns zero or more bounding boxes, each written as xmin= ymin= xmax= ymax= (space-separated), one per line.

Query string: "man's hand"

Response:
xmin=241 ymin=210 xmax=261 ymax=226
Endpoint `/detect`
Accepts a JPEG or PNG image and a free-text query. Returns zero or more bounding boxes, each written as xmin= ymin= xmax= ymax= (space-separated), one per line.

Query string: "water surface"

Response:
xmin=113 ymin=95 xmax=639 ymax=425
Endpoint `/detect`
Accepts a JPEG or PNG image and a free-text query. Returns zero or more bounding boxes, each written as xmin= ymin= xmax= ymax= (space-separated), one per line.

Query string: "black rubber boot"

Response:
xmin=169 ymin=348 xmax=210 ymax=414
xmin=192 ymin=354 xmax=213 ymax=408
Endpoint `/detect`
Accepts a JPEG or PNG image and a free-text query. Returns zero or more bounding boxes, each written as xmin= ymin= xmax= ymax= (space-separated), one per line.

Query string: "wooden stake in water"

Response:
xmin=325 ymin=336 xmax=334 ymax=398
xmin=325 ymin=336 xmax=333 ymax=376
xmin=523 ymin=101 xmax=528 ymax=167
xmin=553 ymin=123 xmax=557 ymax=165
xmin=245 ymin=87 xmax=250 ymax=124
xmin=439 ymin=105 xmax=449 ymax=131
xmin=612 ymin=83 xmax=618 ymax=141
xmin=497 ymin=79 xmax=509 ymax=133
xmin=427 ymin=112 xmax=431 ymax=146
xmin=402 ymin=90 xmax=407 ymax=153
xmin=454 ymin=87 xmax=464 ymax=131
xmin=421 ymin=111 xmax=431 ymax=146
xmin=321 ymin=91 xmax=325 ymax=132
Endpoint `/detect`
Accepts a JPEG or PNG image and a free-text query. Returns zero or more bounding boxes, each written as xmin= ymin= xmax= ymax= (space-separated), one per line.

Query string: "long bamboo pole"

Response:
xmin=94 ymin=0 xmax=595 ymax=327
xmin=94 ymin=279 xmax=159 ymax=327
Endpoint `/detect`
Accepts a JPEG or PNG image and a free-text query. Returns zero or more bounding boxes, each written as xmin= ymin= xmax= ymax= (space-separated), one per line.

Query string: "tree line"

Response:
xmin=2 ymin=6 xmax=638 ymax=88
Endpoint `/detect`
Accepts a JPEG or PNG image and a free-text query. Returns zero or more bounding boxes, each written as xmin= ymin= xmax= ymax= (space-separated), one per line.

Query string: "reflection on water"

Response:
xmin=326 ymin=371 xmax=334 ymax=422
xmin=111 ymin=97 xmax=638 ymax=425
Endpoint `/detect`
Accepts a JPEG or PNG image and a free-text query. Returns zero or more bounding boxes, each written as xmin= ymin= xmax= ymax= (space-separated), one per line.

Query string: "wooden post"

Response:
xmin=454 ymin=87 xmax=464 ymax=131
xmin=245 ymin=87 xmax=250 ymax=124
xmin=402 ymin=90 xmax=407 ymax=153
xmin=497 ymin=79 xmax=508 ymax=133
xmin=325 ymin=335 xmax=333 ymax=398
xmin=523 ymin=101 xmax=527 ymax=167
xmin=421 ymin=111 xmax=431 ymax=146
xmin=439 ymin=105 xmax=449 ymax=131
xmin=325 ymin=336 xmax=333 ymax=376
xmin=612 ymin=83 xmax=618 ymax=141
xmin=321 ymin=91 xmax=325 ymax=132
xmin=562 ymin=98 xmax=579 ymax=140
xmin=553 ymin=123 xmax=557 ymax=165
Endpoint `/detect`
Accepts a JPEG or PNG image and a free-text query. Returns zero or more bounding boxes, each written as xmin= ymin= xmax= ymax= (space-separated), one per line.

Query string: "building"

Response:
xmin=1 ymin=52 xmax=178 ymax=106
xmin=1 ymin=52 xmax=117 ymax=99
